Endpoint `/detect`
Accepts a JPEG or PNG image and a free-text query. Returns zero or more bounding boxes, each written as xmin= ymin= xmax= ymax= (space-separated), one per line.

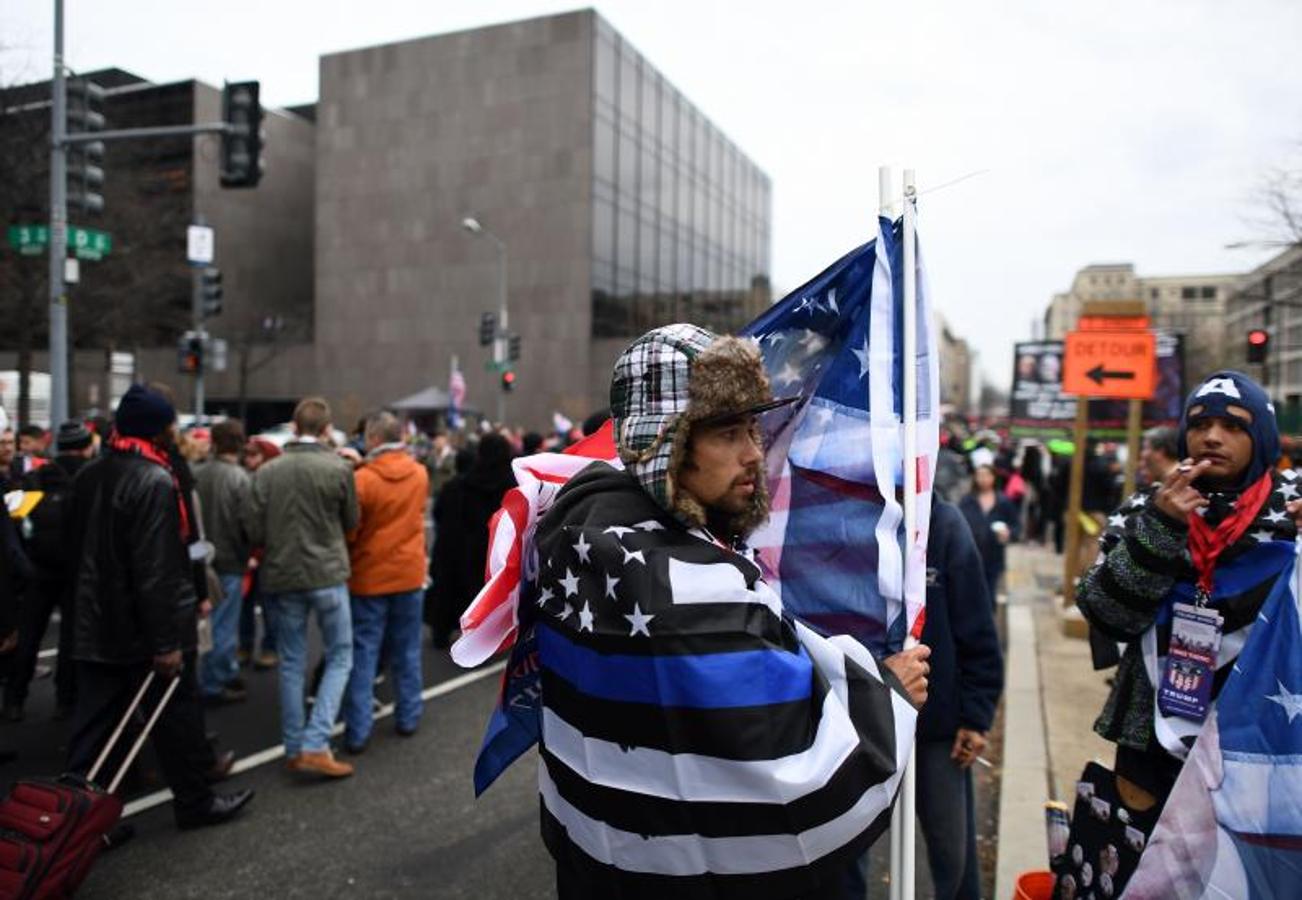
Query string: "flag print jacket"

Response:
xmin=531 ymin=461 xmax=916 ymax=900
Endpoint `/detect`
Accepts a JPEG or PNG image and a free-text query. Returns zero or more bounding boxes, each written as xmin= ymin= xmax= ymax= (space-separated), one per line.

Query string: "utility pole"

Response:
xmin=192 ymin=262 xmax=205 ymax=422
xmin=48 ymin=0 xmax=69 ymax=426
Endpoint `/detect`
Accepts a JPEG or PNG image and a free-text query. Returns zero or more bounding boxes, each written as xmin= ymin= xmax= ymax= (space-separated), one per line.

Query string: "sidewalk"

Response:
xmin=994 ymin=543 xmax=1113 ymax=899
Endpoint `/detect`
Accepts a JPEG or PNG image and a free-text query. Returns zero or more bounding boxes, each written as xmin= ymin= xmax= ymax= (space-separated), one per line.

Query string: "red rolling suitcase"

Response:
xmin=0 ymin=672 xmax=179 ymax=899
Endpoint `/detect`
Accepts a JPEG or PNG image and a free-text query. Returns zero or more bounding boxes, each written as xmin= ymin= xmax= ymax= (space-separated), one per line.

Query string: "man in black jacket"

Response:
xmin=2 ymin=421 xmax=95 ymax=722
xmin=67 ymin=385 xmax=252 ymax=829
xmin=914 ymin=499 xmax=1004 ymax=899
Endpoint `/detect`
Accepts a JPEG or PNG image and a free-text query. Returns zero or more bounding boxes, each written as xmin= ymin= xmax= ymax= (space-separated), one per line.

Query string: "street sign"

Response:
xmin=187 ymin=225 xmax=215 ymax=265
xmin=70 ymin=226 xmax=112 ymax=261
xmin=63 ymin=257 xmax=80 ymax=284
xmin=6 ymin=225 xmax=49 ymax=256
xmin=1062 ymin=330 xmax=1157 ymax=399
xmin=6 ymin=224 xmax=110 ymax=260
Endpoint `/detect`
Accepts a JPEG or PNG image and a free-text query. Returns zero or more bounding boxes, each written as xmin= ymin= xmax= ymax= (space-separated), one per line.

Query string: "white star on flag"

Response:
xmin=622 ymin=547 xmax=646 ymax=566
xmin=604 ymin=526 xmax=635 ymax=539
xmin=624 ymin=603 xmax=654 ymax=637
xmin=605 ymin=572 xmax=620 ymax=600
xmin=1251 ymin=529 xmax=1276 ymax=543
xmin=824 ymin=287 xmax=838 ymax=315
xmin=1265 ymin=508 xmax=1290 ymax=524
xmin=851 ymin=336 xmax=870 ymax=380
xmin=559 ymin=568 xmax=581 ymax=598
xmin=536 ymin=585 xmax=554 ymax=608
xmin=794 ymin=296 xmax=814 ymax=315
xmin=799 ymin=328 xmax=824 ymax=351
xmin=1278 ymin=483 xmax=1301 ymax=500
xmin=634 ymin=520 xmax=664 ymax=531
xmin=555 ymin=602 xmax=573 ymax=621
xmin=573 ymin=533 xmax=592 ymax=564
xmin=578 ymin=601 xmax=594 ymax=633
xmin=1128 ymin=495 xmax=1148 ymax=510
xmin=775 ymin=362 xmax=801 ymax=386
xmin=1267 ymin=679 xmax=1302 ymax=723
xmin=1108 ymin=514 xmax=1128 ymax=529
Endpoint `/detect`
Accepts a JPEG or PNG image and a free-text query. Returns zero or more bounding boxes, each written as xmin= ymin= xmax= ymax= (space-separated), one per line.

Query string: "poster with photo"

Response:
xmin=1010 ymin=334 xmax=1185 ymax=439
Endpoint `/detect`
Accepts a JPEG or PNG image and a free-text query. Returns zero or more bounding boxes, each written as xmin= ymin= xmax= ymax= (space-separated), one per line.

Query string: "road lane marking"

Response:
xmin=121 ymin=660 xmax=507 ymax=819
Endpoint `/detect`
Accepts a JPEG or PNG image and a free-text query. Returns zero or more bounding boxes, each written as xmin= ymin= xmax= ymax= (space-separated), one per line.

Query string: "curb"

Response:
xmin=993 ymin=599 xmax=1050 ymax=899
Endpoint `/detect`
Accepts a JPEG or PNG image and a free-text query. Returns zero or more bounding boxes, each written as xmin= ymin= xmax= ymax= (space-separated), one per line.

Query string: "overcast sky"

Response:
xmin=4 ymin=1 xmax=1299 ymax=386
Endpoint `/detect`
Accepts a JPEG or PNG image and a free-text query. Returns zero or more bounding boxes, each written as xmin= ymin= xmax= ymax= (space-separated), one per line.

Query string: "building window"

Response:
xmin=1201 ymin=286 xmax=1216 ymax=299
xmin=1181 ymin=286 xmax=1197 ymax=300
xmin=1150 ymin=288 xmax=1159 ymax=300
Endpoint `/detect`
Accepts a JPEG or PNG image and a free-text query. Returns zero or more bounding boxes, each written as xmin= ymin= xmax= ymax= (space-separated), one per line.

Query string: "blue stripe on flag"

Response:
xmin=537 ymin=624 xmax=813 ymax=709
xmin=1158 ymin=541 xmax=1295 ymax=625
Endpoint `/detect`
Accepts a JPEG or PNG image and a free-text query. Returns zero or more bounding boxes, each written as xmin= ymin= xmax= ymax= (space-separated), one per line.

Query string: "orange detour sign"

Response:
xmin=1062 ymin=330 xmax=1157 ymax=399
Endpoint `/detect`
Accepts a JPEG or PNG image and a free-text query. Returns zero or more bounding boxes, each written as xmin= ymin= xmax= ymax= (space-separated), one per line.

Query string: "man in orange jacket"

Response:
xmin=341 ymin=411 xmax=429 ymax=753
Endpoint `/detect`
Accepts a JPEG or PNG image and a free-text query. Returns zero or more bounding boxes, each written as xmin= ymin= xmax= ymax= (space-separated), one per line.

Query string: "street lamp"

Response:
xmin=461 ymin=216 xmax=509 ymax=424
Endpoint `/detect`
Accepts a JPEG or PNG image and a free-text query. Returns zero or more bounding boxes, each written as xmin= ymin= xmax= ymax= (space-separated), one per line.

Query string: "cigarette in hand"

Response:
xmin=974 ymin=755 xmax=993 ymax=769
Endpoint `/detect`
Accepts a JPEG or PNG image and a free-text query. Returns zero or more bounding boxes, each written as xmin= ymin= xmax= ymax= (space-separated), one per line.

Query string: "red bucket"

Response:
xmin=1013 ymin=870 xmax=1054 ymax=900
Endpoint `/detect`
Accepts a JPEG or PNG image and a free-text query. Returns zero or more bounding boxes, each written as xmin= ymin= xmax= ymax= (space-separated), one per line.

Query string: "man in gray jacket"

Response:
xmin=245 ymin=397 xmax=358 ymax=779
xmin=195 ymin=419 xmax=252 ymax=705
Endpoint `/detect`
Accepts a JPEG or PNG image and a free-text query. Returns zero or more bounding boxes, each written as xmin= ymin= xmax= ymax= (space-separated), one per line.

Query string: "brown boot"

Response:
xmin=287 ymin=749 xmax=354 ymax=779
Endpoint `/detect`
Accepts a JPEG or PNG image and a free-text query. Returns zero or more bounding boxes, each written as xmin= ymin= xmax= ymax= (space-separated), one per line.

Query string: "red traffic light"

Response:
xmin=1248 ymin=329 xmax=1269 ymax=346
xmin=500 ymin=370 xmax=516 ymax=392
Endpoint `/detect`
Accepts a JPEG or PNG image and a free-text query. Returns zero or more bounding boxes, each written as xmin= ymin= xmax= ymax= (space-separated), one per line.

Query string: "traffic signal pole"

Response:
xmin=48 ymin=0 xmax=69 ymax=426
xmin=47 ymin=0 xmax=257 ymax=425
xmin=192 ymin=265 xmax=205 ymax=424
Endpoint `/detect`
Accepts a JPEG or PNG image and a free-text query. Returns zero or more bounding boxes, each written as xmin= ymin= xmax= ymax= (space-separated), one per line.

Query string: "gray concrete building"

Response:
xmin=244 ymin=9 xmax=771 ymax=429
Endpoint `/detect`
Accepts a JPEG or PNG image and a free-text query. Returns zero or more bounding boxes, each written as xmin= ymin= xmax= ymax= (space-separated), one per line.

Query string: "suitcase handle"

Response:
xmin=85 ymin=671 xmax=182 ymax=793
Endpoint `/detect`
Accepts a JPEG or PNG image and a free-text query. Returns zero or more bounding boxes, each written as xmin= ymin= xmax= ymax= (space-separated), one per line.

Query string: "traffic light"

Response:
xmin=500 ymin=369 xmax=516 ymax=392
xmin=479 ymin=312 xmax=497 ymax=346
xmin=508 ymin=333 xmax=522 ymax=362
xmin=220 ymin=81 xmax=264 ymax=188
xmin=178 ymin=334 xmax=204 ymax=374
xmin=66 ymin=78 xmax=106 ymax=215
xmin=1248 ymin=328 xmax=1270 ymax=364
xmin=201 ymin=268 xmax=223 ymax=318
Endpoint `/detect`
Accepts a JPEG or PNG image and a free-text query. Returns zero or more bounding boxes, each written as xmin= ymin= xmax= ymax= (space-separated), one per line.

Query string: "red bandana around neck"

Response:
xmin=1186 ymin=471 xmax=1274 ymax=599
xmin=108 ymin=433 xmax=192 ymax=542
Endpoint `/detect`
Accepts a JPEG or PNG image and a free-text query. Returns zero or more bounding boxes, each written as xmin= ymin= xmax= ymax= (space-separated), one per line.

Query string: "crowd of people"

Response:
xmin=4 ymin=354 xmax=1290 ymax=898
xmin=0 ymin=384 xmax=597 ymax=832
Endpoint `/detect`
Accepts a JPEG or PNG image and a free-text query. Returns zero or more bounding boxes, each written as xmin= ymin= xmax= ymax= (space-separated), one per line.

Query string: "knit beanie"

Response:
xmin=114 ymin=384 xmax=176 ymax=439
xmin=55 ymin=420 xmax=93 ymax=451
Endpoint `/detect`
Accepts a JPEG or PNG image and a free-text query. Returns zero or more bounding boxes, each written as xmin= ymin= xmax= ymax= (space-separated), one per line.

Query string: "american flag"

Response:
xmin=743 ymin=214 xmax=938 ymax=654
xmin=1125 ymin=539 xmax=1302 ymax=899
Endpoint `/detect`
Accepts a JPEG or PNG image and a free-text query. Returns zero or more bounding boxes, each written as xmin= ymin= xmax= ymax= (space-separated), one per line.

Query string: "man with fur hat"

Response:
xmin=67 ymin=385 xmax=253 ymax=829
xmin=533 ymin=325 xmax=920 ymax=899
xmin=1079 ymin=371 xmax=1297 ymax=831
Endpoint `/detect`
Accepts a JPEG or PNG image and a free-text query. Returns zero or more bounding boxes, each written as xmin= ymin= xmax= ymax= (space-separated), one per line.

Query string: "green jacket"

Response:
xmin=245 ymin=441 xmax=359 ymax=593
xmin=194 ymin=457 xmax=252 ymax=575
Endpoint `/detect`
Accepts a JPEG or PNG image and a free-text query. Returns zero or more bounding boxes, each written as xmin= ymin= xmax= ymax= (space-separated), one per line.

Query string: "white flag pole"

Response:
xmin=880 ymin=166 xmax=905 ymax=900
xmin=899 ymin=168 xmax=920 ymax=900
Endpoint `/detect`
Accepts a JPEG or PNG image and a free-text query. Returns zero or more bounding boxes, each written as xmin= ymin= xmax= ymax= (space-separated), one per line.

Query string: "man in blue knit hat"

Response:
xmin=67 ymin=384 xmax=253 ymax=829
xmin=1077 ymin=370 xmax=1296 ymax=892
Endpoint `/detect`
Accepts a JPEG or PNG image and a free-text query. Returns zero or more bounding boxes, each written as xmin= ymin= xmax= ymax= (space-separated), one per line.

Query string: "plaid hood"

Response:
xmin=609 ymin=324 xmax=776 ymax=538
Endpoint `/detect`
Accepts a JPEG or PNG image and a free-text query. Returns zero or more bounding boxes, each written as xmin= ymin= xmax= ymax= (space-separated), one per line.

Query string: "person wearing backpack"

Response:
xmin=2 ymin=421 xmax=95 ymax=722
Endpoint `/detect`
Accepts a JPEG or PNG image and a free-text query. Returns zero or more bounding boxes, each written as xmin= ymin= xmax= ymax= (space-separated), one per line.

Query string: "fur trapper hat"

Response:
xmin=610 ymin=324 xmax=792 ymax=538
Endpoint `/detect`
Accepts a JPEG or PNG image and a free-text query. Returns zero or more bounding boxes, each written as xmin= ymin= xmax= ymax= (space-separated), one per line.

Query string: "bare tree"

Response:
xmin=1245 ymin=141 xmax=1302 ymax=249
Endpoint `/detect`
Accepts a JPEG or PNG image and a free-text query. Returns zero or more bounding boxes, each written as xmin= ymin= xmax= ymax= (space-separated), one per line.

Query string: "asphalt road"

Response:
xmin=4 ymin=620 xmax=923 ymax=899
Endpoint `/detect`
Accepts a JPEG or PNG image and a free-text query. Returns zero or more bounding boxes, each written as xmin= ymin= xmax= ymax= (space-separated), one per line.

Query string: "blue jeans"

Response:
xmin=200 ymin=573 xmax=245 ymax=697
xmin=343 ymin=590 xmax=424 ymax=745
xmin=239 ymin=577 xmax=279 ymax=654
xmin=273 ymin=584 xmax=353 ymax=756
